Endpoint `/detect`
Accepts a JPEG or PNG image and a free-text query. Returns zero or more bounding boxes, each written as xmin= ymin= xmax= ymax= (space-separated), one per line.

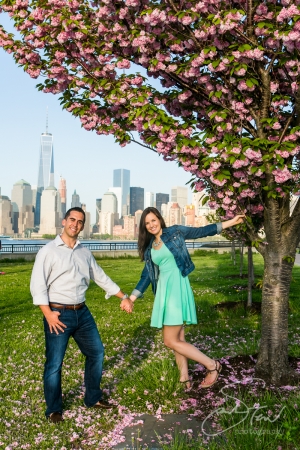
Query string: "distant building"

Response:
xmin=171 ymin=186 xmax=188 ymax=209
xmin=161 ymin=203 xmax=168 ymax=222
xmin=58 ymin=177 xmax=67 ymax=217
xmin=0 ymin=195 xmax=13 ymax=235
xmin=108 ymin=187 xmax=122 ymax=218
xmin=11 ymin=179 xmax=34 ymax=234
xmin=102 ymin=191 xmax=118 ymax=214
xmin=99 ymin=191 xmax=118 ymax=234
xmin=145 ymin=192 xmax=154 ymax=208
xmin=184 ymin=204 xmax=195 ymax=226
xmin=130 ymin=187 xmax=144 ymax=215
xmin=156 ymin=193 xmax=169 ymax=213
xmin=96 ymin=198 xmax=101 ymax=223
xmin=194 ymin=215 xmax=209 ymax=227
xmin=99 ymin=211 xmax=114 ymax=235
xmin=192 ymin=191 xmax=211 ymax=217
xmin=71 ymin=190 xmax=81 ymax=208
xmin=80 ymin=203 xmax=91 ymax=239
xmin=113 ymin=215 xmax=136 ymax=239
xmin=39 ymin=187 xmax=62 ymax=236
xmin=135 ymin=209 xmax=143 ymax=235
xmin=113 ymin=169 xmax=130 ymax=217
xmin=94 ymin=198 xmax=101 ymax=233
xmin=168 ymin=202 xmax=182 ymax=226
xmin=36 ymin=111 xmax=55 ymax=225
xmin=124 ymin=215 xmax=135 ymax=239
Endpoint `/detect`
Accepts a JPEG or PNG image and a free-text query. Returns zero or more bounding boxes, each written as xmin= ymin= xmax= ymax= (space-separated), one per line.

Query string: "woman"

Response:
xmin=126 ymin=207 xmax=244 ymax=388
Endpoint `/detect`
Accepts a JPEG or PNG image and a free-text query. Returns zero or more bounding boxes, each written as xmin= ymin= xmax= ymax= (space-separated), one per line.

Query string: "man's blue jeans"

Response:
xmin=43 ymin=305 xmax=104 ymax=417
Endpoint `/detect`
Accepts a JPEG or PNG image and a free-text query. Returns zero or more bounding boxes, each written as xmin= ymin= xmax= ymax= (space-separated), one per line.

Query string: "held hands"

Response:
xmin=120 ymin=295 xmax=137 ymax=314
xmin=120 ymin=298 xmax=133 ymax=314
xmin=222 ymin=214 xmax=245 ymax=230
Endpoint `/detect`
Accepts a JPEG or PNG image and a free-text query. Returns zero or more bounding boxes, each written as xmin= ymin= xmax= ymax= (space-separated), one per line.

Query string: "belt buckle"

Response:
xmin=73 ymin=304 xmax=76 ymax=310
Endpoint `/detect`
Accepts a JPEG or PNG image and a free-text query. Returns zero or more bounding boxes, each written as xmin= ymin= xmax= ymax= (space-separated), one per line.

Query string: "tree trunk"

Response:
xmin=255 ymin=248 xmax=293 ymax=384
xmin=254 ymin=195 xmax=300 ymax=385
xmin=231 ymin=241 xmax=236 ymax=265
xmin=251 ymin=253 xmax=255 ymax=285
xmin=246 ymin=246 xmax=253 ymax=308
xmin=239 ymin=242 xmax=244 ymax=278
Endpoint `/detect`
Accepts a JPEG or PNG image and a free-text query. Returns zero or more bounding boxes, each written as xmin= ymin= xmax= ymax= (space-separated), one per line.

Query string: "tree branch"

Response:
xmin=278 ymin=108 xmax=295 ymax=145
xmin=129 ymin=137 xmax=158 ymax=153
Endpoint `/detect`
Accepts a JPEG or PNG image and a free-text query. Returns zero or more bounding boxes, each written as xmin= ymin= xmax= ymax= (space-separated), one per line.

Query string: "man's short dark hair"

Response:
xmin=64 ymin=207 xmax=86 ymax=225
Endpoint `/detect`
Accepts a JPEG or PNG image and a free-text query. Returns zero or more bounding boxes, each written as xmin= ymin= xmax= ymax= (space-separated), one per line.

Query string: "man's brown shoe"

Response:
xmin=48 ymin=412 xmax=63 ymax=423
xmin=92 ymin=400 xmax=113 ymax=409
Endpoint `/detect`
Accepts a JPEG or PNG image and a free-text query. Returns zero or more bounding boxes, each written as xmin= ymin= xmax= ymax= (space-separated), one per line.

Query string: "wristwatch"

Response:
xmin=121 ymin=294 xmax=129 ymax=300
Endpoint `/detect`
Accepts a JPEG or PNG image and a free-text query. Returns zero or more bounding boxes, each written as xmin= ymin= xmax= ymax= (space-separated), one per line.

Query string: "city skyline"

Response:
xmin=0 ymin=20 xmax=193 ymax=223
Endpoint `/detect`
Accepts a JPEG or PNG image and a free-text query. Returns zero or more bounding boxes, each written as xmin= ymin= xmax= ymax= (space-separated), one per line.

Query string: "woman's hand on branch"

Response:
xmin=221 ymin=214 xmax=245 ymax=230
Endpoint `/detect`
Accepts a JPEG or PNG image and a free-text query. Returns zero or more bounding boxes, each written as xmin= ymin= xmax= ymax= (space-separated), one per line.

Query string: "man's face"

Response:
xmin=62 ymin=211 xmax=84 ymax=239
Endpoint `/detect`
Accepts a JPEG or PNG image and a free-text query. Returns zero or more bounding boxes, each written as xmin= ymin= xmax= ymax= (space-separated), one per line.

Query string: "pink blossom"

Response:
xmin=270 ymin=82 xmax=279 ymax=93
xmin=231 ymin=147 xmax=241 ymax=154
xmin=210 ymin=175 xmax=227 ymax=186
xmin=272 ymin=166 xmax=292 ymax=183
xmin=245 ymin=148 xmax=262 ymax=161
xmin=194 ymin=181 xmax=205 ymax=191
xmin=232 ymin=158 xmax=249 ymax=169
xmin=272 ymin=122 xmax=282 ymax=130
xmin=276 ymin=150 xmax=290 ymax=158
xmin=233 ymin=171 xmax=246 ymax=179
xmin=277 ymin=5 xmax=300 ymax=22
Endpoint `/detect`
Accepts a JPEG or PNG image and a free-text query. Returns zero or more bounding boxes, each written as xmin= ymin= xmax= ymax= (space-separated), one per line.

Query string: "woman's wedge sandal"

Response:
xmin=200 ymin=360 xmax=222 ymax=389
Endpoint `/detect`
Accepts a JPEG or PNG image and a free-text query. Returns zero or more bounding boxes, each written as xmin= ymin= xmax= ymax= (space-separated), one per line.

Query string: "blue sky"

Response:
xmin=0 ymin=15 xmax=192 ymax=223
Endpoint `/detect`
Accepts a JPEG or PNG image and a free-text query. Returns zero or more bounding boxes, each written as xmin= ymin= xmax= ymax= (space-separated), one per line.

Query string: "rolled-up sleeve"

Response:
xmin=30 ymin=248 xmax=51 ymax=305
xmin=89 ymin=256 xmax=120 ymax=299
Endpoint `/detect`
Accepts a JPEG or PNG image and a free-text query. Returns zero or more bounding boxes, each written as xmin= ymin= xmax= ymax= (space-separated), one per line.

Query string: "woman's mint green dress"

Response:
xmin=150 ymin=243 xmax=197 ymax=328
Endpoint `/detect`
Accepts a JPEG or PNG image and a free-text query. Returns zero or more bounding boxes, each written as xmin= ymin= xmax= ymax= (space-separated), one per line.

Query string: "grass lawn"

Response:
xmin=0 ymin=250 xmax=299 ymax=449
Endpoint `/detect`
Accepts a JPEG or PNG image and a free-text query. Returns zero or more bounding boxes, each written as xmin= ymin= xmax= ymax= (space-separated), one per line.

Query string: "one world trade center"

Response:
xmin=35 ymin=112 xmax=54 ymax=226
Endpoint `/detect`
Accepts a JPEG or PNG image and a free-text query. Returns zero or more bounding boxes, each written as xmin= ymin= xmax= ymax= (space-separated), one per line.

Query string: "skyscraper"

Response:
xmin=0 ymin=194 xmax=13 ymax=236
xmin=58 ymin=177 xmax=67 ymax=217
xmin=156 ymin=193 xmax=169 ymax=213
xmin=145 ymin=192 xmax=154 ymax=208
xmin=39 ymin=187 xmax=62 ymax=236
xmin=35 ymin=111 xmax=55 ymax=226
xmin=171 ymin=186 xmax=188 ymax=209
xmin=71 ymin=190 xmax=81 ymax=208
xmin=95 ymin=198 xmax=102 ymax=230
xmin=11 ymin=179 xmax=34 ymax=234
xmin=130 ymin=187 xmax=144 ymax=215
xmin=113 ymin=169 xmax=130 ymax=217
xmin=108 ymin=187 xmax=122 ymax=218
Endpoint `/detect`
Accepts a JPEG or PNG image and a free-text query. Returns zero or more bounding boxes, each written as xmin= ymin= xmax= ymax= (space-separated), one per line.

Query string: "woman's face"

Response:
xmin=145 ymin=212 xmax=162 ymax=236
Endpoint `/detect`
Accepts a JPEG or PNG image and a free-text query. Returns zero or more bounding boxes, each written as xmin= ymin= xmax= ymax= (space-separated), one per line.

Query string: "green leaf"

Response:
xmin=201 ymin=196 xmax=210 ymax=205
xmin=212 ymin=60 xmax=220 ymax=68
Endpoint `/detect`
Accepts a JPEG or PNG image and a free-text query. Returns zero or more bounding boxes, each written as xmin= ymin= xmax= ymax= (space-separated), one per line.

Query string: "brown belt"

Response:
xmin=49 ymin=302 xmax=85 ymax=310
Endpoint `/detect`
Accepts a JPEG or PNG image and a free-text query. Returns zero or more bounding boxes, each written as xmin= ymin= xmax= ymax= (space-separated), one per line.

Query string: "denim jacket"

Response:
xmin=131 ymin=223 xmax=222 ymax=299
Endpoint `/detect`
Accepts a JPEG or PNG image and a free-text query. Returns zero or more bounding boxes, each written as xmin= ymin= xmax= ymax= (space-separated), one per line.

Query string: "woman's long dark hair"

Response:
xmin=138 ymin=207 xmax=166 ymax=261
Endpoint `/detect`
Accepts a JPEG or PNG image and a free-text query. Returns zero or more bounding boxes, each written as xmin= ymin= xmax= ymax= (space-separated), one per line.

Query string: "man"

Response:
xmin=30 ymin=207 xmax=132 ymax=423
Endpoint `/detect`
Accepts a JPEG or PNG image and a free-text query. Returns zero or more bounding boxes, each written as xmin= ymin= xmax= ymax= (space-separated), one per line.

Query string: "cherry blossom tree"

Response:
xmin=1 ymin=0 xmax=300 ymax=384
